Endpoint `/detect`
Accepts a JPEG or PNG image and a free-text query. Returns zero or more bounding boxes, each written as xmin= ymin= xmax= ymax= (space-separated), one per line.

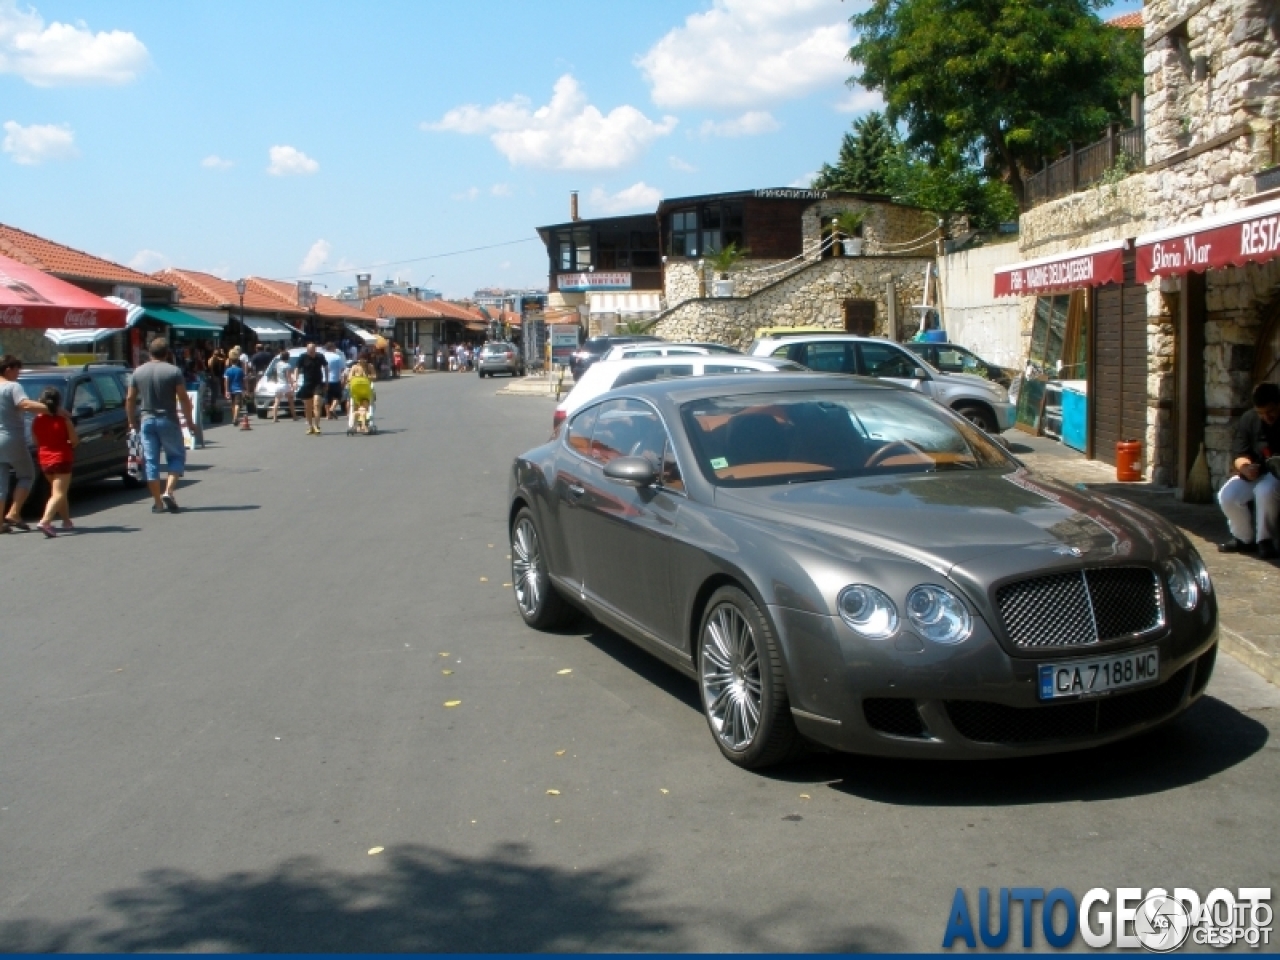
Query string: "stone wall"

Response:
xmin=800 ymin=200 xmax=938 ymax=259
xmin=0 ymin=328 xmax=59 ymax=364
xmin=652 ymin=256 xmax=931 ymax=350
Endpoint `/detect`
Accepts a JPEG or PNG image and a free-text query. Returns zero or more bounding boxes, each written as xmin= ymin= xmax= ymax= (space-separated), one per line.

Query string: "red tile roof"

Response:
xmin=152 ymin=268 xmax=305 ymax=314
xmin=248 ymin=277 xmax=373 ymax=321
xmin=0 ymin=221 xmax=173 ymax=290
xmin=1107 ymin=11 xmax=1142 ymax=29
xmin=363 ymin=293 xmax=449 ymax=320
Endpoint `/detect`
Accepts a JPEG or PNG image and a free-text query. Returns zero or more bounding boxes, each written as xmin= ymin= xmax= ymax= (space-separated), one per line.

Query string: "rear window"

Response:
xmin=680 ymin=390 xmax=1011 ymax=487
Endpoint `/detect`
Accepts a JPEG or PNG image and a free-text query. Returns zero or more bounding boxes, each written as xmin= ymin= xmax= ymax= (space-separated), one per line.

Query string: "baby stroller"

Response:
xmin=346 ymin=376 xmax=377 ymax=435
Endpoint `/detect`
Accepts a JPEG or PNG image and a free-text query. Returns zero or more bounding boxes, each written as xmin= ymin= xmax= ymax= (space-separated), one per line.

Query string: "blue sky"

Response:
xmin=1 ymin=0 xmax=1140 ymax=299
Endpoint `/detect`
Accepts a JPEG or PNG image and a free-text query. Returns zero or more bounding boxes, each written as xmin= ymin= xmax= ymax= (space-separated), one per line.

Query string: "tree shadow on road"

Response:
xmin=0 ymin=843 xmax=901 ymax=953
xmin=770 ymin=695 xmax=1268 ymax=806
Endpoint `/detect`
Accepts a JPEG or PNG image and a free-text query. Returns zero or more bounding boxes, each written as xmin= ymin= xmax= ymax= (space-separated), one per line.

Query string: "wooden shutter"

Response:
xmin=1091 ymin=265 xmax=1148 ymax=466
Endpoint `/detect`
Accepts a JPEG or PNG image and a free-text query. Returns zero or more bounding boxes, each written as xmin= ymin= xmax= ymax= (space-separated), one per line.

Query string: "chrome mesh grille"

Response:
xmin=996 ymin=567 xmax=1162 ymax=649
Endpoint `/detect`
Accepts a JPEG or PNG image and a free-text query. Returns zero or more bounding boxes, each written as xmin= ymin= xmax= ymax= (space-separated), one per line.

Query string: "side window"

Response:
xmin=705 ymin=364 xmax=755 ymax=374
xmin=859 ymin=343 xmax=919 ymax=379
xmin=92 ymin=373 xmax=124 ymax=409
xmin=933 ymin=347 xmax=968 ymax=374
xmin=661 ymin=439 xmax=685 ymax=492
xmin=613 ymin=364 xmax=694 ymax=388
xmin=589 ymin=398 xmax=667 ymax=466
xmin=565 ymin=404 xmax=599 ymax=458
xmin=71 ymin=379 xmax=104 ymax=416
xmin=770 ymin=345 xmax=793 ymax=361
xmin=804 ymin=342 xmax=855 ymax=374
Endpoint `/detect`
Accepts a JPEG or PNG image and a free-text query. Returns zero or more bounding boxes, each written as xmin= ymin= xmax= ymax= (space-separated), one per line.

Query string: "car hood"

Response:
xmin=714 ymin=468 xmax=1181 ymax=577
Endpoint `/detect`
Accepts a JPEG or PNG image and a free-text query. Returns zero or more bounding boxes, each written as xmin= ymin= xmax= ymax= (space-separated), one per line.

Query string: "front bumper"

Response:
xmin=995 ymin=400 xmax=1017 ymax=431
xmin=771 ymin=603 xmax=1218 ymax=759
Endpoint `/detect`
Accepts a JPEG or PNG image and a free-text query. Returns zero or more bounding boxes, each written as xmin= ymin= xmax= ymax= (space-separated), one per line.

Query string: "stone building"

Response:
xmin=998 ymin=0 xmax=1280 ymax=488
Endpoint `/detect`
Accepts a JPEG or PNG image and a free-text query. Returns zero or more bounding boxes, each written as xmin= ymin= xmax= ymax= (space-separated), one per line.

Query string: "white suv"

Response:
xmin=747 ymin=333 xmax=1015 ymax=433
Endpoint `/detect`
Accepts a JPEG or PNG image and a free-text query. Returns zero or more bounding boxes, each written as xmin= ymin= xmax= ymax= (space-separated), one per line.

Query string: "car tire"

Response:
xmin=954 ymin=403 xmax=997 ymax=433
xmin=698 ymin=585 xmax=802 ymax=769
xmin=510 ymin=507 xmax=572 ymax=630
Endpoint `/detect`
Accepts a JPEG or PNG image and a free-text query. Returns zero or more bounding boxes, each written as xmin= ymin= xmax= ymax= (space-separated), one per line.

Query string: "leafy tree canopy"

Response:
xmin=849 ymin=0 xmax=1142 ymax=206
xmin=813 ymin=111 xmax=899 ymax=194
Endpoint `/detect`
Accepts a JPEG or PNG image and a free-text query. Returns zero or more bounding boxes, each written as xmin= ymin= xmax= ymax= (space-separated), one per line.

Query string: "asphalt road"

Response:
xmin=0 ymin=372 xmax=1277 ymax=952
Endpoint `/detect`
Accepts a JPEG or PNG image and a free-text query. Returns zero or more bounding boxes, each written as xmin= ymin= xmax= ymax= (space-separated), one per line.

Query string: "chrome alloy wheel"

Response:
xmin=511 ymin=517 xmax=543 ymax=617
xmin=700 ymin=602 xmax=763 ymax=750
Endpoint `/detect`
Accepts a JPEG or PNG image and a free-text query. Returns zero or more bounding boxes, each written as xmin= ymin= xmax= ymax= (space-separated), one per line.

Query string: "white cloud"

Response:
xmin=453 ymin=186 xmax=481 ymax=201
xmin=668 ymin=155 xmax=696 ymax=173
xmin=587 ymin=181 xmax=663 ymax=216
xmin=0 ymin=0 xmax=149 ymax=86
xmin=2 ymin=119 xmax=75 ymax=164
xmin=699 ymin=110 xmax=780 ymax=138
xmin=426 ymin=74 xmax=677 ymax=171
xmin=490 ymin=182 xmax=513 ymax=197
xmin=127 ymin=249 xmax=168 ymax=273
xmin=298 ymin=239 xmax=331 ymax=275
xmin=267 ymin=145 xmax=318 ymax=176
xmin=201 ymin=154 xmax=233 ymax=170
xmin=835 ymin=87 xmax=884 ymax=114
xmin=637 ymin=0 xmax=852 ymax=109
xmin=788 ymin=172 xmax=818 ymax=189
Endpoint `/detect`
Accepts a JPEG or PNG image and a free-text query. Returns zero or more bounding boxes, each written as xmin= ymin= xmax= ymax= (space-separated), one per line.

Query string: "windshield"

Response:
xmin=680 ymin=389 xmax=1013 ymax=487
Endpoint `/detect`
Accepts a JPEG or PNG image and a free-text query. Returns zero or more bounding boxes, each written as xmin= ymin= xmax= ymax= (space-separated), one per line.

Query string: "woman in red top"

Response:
xmin=31 ymin=386 xmax=78 ymax=538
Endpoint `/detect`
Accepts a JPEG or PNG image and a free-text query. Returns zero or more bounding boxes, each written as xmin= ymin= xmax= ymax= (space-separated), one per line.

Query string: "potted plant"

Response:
xmin=835 ymin=211 xmax=866 ymax=256
xmin=708 ymin=242 xmax=749 ymax=297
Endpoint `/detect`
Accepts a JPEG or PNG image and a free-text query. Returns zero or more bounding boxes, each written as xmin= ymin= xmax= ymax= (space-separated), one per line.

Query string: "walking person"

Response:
xmin=324 ymin=342 xmax=346 ymax=420
xmin=1 ymin=354 xmax=51 ymax=533
xmin=295 ymin=342 xmax=327 ymax=435
xmin=31 ymin=387 xmax=78 ymax=538
xmin=125 ymin=337 xmax=194 ymax=514
xmin=1218 ymin=381 xmax=1280 ymax=558
xmin=268 ymin=347 xmax=296 ymax=422
xmin=225 ymin=347 xmax=247 ymax=423
xmin=207 ymin=347 xmax=227 ymax=418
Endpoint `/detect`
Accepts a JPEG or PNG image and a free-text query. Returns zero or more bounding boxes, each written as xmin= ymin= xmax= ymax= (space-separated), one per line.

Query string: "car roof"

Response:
xmin=615 ymin=371 xmax=906 ymax=404
xmin=589 ymin=354 xmax=788 ymax=372
xmin=754 ymin=333 xmax=888 ymax=344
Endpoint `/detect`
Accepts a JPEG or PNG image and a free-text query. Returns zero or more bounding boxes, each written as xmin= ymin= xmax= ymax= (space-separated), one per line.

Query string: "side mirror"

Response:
xmin=913 ymin=367 xmax=928 ymax=380
xmin=73 ymin=404 xmax=96 ymax=420
xmin=603 ymin=456 xmax=658 ymax=487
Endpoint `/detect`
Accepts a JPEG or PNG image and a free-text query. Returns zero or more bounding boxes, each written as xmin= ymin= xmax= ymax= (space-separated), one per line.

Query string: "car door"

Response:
xmin=856 ymin=341 xmax=935 ymax=397
xmin=546 ymin=403 xmax=600 ymax=598
xmin=67 ymin=377 xmax=111 ymax=477
xmin=577 ymin=397 xmax=683 ymax=645
xmin=90 ymin=370 xmax=131 ymax=477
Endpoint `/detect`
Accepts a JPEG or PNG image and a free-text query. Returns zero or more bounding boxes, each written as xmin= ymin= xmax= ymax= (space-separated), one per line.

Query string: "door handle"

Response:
xmin=566 ymin=483 xmax=585 ymax=501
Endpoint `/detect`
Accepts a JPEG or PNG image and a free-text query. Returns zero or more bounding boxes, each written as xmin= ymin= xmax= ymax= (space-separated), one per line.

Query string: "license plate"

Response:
xmin=1037 ymin=648 xmax=1159 ymax=701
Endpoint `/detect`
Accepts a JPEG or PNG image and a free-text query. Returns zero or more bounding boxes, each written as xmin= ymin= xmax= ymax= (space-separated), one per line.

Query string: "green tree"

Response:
xmin=886 ymin=142 xmax=1019 ymax=230
xmin=813 ymin=111 xmax=899 ymax=194
xmin=849 ymin=0 xmax=1142 ymax=207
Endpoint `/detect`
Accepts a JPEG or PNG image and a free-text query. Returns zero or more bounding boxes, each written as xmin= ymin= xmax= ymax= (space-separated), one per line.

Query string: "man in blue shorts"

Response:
xmin=126 ymin=337 xmax=194 ymax=514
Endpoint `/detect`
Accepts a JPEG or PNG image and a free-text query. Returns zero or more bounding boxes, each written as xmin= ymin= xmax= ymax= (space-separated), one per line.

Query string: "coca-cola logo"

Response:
xmin=0 ymin=306 xmax=23 ymax=326
xmin=64 ymin=309 xmax=98 ymax=327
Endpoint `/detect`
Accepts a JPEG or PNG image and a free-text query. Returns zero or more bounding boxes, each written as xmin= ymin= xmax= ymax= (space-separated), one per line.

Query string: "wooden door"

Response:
xmin=843 ymin=299 xmax=877 ymax=335
xmin=1091 ymin=272 xmax=1147 ymax=466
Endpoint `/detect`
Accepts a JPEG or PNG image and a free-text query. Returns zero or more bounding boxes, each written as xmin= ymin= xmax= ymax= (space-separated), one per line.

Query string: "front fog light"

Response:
xmin=1165 ymin=558 xmax=1199 ymax=611
xmin=837 ymin=585 xmax=899 ymax=639
xmin=905 ymin=585 xmax=973 ymax=644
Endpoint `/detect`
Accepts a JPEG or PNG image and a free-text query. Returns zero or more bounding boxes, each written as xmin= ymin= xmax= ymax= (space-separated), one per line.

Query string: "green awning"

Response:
xmin=145 ymin=306 xmax=223 ymax=337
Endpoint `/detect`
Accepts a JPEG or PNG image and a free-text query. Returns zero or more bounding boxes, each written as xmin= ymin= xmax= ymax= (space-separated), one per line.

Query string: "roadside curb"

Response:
xmin=1219 ymin=626 xmax=1280 ymax=688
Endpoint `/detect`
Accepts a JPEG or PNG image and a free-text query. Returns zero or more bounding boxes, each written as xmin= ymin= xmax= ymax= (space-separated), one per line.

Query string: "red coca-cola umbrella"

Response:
xmin=0 ymin=252 xmax=127 ymax=329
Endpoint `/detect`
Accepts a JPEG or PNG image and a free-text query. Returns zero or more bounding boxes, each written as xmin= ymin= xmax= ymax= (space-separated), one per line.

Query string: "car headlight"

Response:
xmin=1164 ymin=558 xmax=1199 ymax=611
xmin=837 ymin=585 xmax=899 ymax=639
xmin=1188 ymin=551 xmax=1213 ymax=595
xmin=905 ymin=585 xmax=973 ymax=644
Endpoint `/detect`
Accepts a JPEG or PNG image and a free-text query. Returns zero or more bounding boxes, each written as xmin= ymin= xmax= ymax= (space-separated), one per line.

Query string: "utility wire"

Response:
xmin=283 ymin=236 xmax=540 ymax=281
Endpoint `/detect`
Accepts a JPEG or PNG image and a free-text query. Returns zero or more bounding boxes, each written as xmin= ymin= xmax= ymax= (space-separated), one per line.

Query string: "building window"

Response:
xmin=668 ymin=202 xmax=745 ymax=258
xmin=553 ymin=228 xmax=593 ymax=271
xmin=596 ymin=227 xmax=660 ymax=270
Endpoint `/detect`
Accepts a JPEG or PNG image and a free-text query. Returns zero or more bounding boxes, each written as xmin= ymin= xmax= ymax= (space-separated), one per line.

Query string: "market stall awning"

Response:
xmin=43 ymin=327 xmax=119 ymax=346
xmin=993 ymin=239 xmax=1128 ymax=297
xmin=241 ymin=316 xmax=300 ymax=341
xmin=1136 ymin=196 xmax=1280 ymax=282
xmin=0 ymin=252 xmax=127 ymax=328
xmin=345 ymin=322 xmax=377 ymax=344
xmin=145 ymin=306 xmax=222 ymax=337
xmin=104 ymin=295 xmax=147 ymax=327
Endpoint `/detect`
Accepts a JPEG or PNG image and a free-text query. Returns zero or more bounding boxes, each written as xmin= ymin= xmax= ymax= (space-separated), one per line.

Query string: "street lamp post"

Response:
xmin=234 ymin=278 xmax=247 ymax=352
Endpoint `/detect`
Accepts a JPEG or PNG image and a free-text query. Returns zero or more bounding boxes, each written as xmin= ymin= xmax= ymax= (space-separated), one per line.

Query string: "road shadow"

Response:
xmin=177 ymin=504 xmax=261 ymax=513
xmin=580 ymin=623 xmax=702 ymax=714
xmin=768 ymin=694 xmax=1268 ymax=806
xmin=0 ymin=843 xmax=902 ymax=953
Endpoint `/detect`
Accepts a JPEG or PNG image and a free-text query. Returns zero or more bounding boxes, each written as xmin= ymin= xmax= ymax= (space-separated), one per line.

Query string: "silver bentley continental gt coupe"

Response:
xmin=507 ymin=374 xmax=1219 ymax=769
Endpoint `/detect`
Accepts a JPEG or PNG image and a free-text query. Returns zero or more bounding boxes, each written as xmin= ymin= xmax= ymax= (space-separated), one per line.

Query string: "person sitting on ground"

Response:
xmin=31 ymin=386 xmax=79 ymax=538
xmin=1218 ymin=381 xmax=1280 ymax=559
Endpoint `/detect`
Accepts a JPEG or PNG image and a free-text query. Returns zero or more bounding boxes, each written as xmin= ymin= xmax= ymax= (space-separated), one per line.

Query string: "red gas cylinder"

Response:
xmin=1115 ymin=440 xmax=1143 ymax=482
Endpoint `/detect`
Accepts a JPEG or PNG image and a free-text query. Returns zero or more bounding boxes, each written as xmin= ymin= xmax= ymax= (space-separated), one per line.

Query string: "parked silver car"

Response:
xmin=477 ymin=341 xmax=525 ymax=378
xmin=508 ymin=374 xmax=1218 ymax=769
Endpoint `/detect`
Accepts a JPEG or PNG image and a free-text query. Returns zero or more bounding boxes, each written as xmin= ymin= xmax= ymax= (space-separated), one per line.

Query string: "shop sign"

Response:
xmin=753 ymin=188 xmax=829 ymax=200
xmin=994 ymin=242 xmax=1127 ymax=297
xmin=1136 ymin=197 xmax=1280 ymax=281
xmin=550 ymin=324 xmax=579 ymax=365
xmin=375 ymin=317 xmax=395 ymax=329
xmin=557 ymin=272 xmax=631 ymax=292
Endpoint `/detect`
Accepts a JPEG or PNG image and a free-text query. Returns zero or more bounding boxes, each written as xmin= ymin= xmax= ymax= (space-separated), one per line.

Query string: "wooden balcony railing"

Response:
xmin=1024 ymin=124 xmax=1145 ymax=209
